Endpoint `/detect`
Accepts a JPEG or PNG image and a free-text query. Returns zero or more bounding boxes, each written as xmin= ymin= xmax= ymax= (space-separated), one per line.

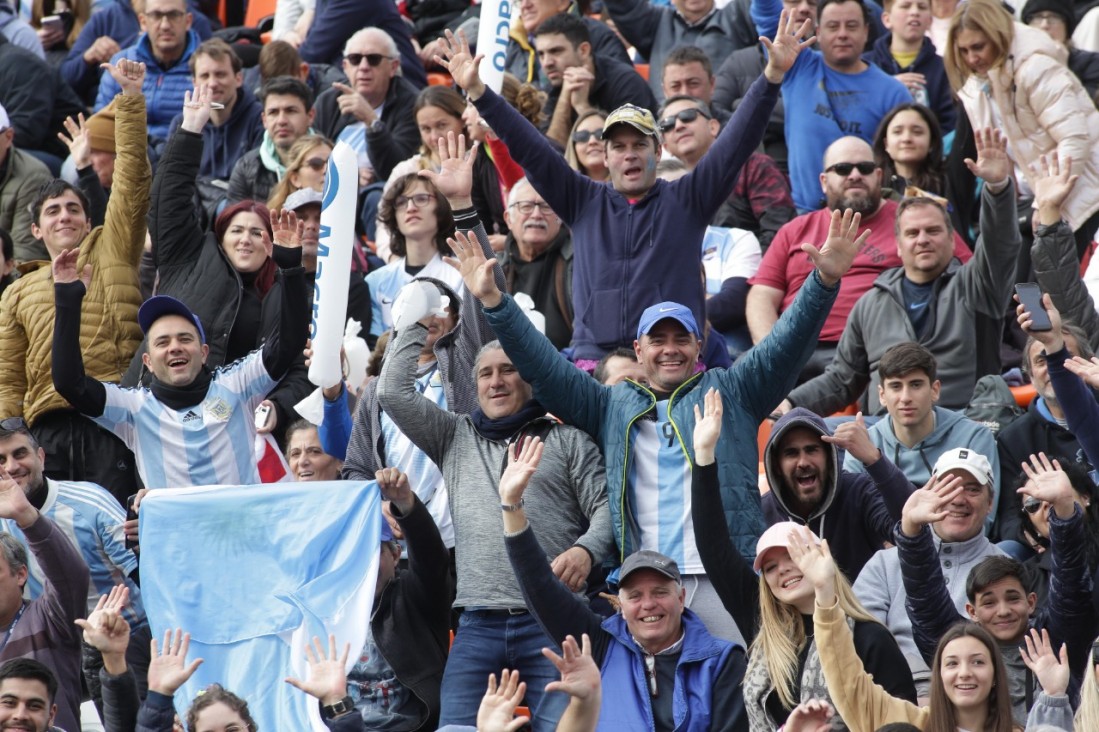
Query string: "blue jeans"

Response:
xmin=439 ymin=609 xmax=566 ymax=731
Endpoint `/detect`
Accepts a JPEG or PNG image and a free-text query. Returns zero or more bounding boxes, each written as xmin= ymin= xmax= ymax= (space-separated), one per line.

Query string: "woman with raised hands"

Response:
xmin=690 ymin=388 xmax=915 ymax=732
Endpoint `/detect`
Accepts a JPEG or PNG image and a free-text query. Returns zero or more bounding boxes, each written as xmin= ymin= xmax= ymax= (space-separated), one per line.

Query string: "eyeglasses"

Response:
xmin=345 ymin=53 xmax=392 ymax=67
xmin=571 ymin=129 xmax=604 ymax=144
xmin=825 ymin=161 xmax=878 ymax=176
xmin=1022 ymin=497 xmax=1044 ymax=515
xmin=657 ymin=107 xmax=711 ymax=133
xmin=1029 ymin=11 xmax=1063 ymax=24
xmin=395 ymin=193 xmax=435 ymax=209
xmin=145 ymin=9 xmax=186 ymax=22
xmin=302 ymin=157 xmax=328 ymax=172
xmin=509 ymin=200 xmax=555 ymax=216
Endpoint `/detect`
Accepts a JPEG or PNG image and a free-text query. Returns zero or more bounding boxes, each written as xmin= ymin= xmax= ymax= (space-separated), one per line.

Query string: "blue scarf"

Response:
xmin=470 ymin=399 xmax=547 ymax=442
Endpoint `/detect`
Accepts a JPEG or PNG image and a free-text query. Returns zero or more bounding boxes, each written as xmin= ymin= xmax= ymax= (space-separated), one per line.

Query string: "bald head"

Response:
xmin=819 ymin=136 xmax=882 ymax=215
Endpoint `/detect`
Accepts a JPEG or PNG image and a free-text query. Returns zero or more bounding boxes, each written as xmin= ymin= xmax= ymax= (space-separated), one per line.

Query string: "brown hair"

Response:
xmin=413 ymin=86 xmax=465 ymax=157
xmin=32 ymin=0 xmax=89 ymax=49
xmin=564 ymin=109 xmax=608 ymax=175
xmin=189 ymin=37 xmax=243 ymax=76
xmin=501 ymin=73 xmax=547 ymax=127
xmin=925 ymin=623 xmax=1015 ymax=732
xmin=258 ymin=40 xmax=303 ymax=83
xmin=944 ymin=0 xmax=1015 ymax=90
xmin=186 ymin=684 xmax=258 ymax=732
xmin=878 ymin=341 xmax=938 ymax=382
xmin=377 ymin=174 xmax=455 ymax=258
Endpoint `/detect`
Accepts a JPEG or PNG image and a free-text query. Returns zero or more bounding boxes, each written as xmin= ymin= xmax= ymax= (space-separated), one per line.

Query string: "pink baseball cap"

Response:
xmin=753 ymin=521 xmax=821 ymax=573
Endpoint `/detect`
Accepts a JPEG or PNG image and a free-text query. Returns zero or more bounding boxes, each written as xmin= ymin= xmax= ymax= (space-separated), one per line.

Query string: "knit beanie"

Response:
xmin=1021 ymin=0 xmax=1076 ymax=36
xmin=85 ymin=102 xmax=116 ymax=154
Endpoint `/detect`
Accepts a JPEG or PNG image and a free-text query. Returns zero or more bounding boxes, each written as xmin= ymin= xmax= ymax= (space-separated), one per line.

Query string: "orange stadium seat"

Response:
xmin=1010 ymin=384 xmax=1037 ymax=409
xmin=243 ymin=0 xmax=277 ymax=30
xmin=634 ymin=63 xmax=649 ymax=81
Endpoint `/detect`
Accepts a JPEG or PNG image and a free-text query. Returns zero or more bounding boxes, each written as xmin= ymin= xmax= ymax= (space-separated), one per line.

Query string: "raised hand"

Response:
xmin=963 ymin=128 xmax=1011 ymax=188
xmin=1019 ymin=453 xmax=1076 ymax=519
xmin=75 ymin=585 xmax=132 ymax=660
xmin=419 ymin=131 xmax=477 ymax=206
xmin=801 ymin=208 xmax=868 ymax=287
xmin=375 ymin=467 xmax=414 ymax=514
xmin=331 ymin=82 xmax=377 ymax=125
xmin=821 ymin=412 xmax=879 ymax=466
xmin=544 ymin=634 xmax=600 ymax=702
xmin=83 ymin=35 xmax=121 ymax=66
xmin=0 ymin=466 xmax=38 ymax=529
xmin=476 ymin=669 xmax=528 ymax=732
xmin=181 ymin=84 xmax=213 ymax=134
xmin=51 ymin=247 xmax=92 ymax=289
xmin=499 ymin=436 xmax=543 ymax=506
xmin=444 ymin=230 xmax=502 ymax=307
xmin=1015 ymin=293 xmax=1062 ymax=352
xmin=1033 ymin=152 xmax=1078 ymax=223
xmin=692 ymin=388 xmax=723 ymax=465
xmin=272 ymin=209 xmax=304 ymax=249
xmin=58 ymin=114 xmax=92 ymax=170
xmin=1064 ymin=355 xmax=1099 ymax=389
xmin=147 ymin=629 xmax=204 ymax=697
xmin=784 ymin=699 xmax=836 ymax=732
xmin=102 ymin=57 xmax=145 ymax=96
xmin=787 ymin=526 xmax=837 ymax=609
xmin=435 ymin=30 xmax=486 ymax=101
xmin=900 ymin=473 xmax=964 ymax=537
xmin=562 ymin=67 xmax=595 ymax=113
xmin=1020 ymin=628 xmax=1070 ymax=697
xmin=761 ymin=8 xmax=816 ymax=83
xmin=285 ymin=635 xmax=351 ymax=706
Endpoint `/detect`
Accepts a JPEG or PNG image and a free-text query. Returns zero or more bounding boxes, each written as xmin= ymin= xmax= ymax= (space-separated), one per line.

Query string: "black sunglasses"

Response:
xmin=345 ymin=53 xmax=391 ymax=67
xmin=826 ymin=161 xmax=878 ymax=176
xmin=657 ymin=107 xmax=710 ymax=133
xmin=1022 ymin=497 xmax=1043 ymax=515
xmin=302 ymin=156 xmax=328 ymax=172
xmin=571 ymin=129 xmax=604 ymax=143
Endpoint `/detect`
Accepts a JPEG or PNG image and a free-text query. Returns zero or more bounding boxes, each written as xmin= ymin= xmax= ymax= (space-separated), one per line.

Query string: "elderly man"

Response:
xmin=0 ymin=103 xmax=52 ymax=262
xmin=227 ymin=76 xmax=315 ymax=204
xmin=499 ymin=437 xmax=747 ymax=731
xmin=313 ymin=27 xmax=421 ymax=184
xmin=376 ymin=233 xmax=613 ymax=729
xmin=95 ymin=0 xmax=202 ymax=145
xmin=0 ymin=60 xmax=149 ymax=504
xmin=603 ymin=0 xmax=759 ymax=102
xmin=440 ymin=14 xmax=811 ymax=362
xmin=497 ymin=178 xmax=573 ymax=350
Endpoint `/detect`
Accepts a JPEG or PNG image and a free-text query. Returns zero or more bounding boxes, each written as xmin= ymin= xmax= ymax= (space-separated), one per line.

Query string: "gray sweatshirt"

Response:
xmin=377 ymin=323 xmax=614 ymax=608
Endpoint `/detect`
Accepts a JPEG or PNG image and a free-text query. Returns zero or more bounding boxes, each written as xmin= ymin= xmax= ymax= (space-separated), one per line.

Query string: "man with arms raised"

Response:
xmin=436 ymin=13 xmax=812 ymax=363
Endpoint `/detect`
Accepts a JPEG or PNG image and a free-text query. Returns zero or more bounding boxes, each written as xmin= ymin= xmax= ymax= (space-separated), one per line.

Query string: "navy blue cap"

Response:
xmin=636 ymin=302 xmax=700 ymax=341
xmin=138 ymin=296 xmax=206 ymax=344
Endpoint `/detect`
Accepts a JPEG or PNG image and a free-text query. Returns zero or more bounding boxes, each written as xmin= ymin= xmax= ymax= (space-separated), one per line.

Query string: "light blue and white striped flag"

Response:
xmin=140 ymin=481 xmax=381 ymax=731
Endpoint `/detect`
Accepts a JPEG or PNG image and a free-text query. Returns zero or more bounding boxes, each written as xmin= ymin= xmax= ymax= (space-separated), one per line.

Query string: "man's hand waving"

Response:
xmin=762 ymin=9 xmax=816 ymax=84
xmin=802 ymin=208 xmax=868 ymax=287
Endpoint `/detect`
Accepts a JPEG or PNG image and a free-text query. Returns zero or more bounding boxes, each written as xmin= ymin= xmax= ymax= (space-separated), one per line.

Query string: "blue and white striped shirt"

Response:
xmin=94 ymin=351 xmax=276 ymax=489
xmin=364 ymin=256 xmax=465 ymax=339
xmin=1 ymin=479 xmax=145 ymax=628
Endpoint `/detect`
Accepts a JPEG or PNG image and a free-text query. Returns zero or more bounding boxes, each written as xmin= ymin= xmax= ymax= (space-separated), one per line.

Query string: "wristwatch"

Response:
xmin=321 ymin=695 xmax=355 ymax=719
xmin=501 ymin=498 xmax=525 ymax=512
xmin=367 ymin=118 xmax=385 ymax=134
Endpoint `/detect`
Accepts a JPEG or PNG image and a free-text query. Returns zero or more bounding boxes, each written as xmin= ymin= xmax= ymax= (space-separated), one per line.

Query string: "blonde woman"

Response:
xmin=690 ymin=388 xmax=916 ymax=731
xmin=1076 ymin=650 xmax=1099 ymax=731
xmin=564 ymin=110 xmax=609 ymax=182
xmin=945 ymin=0 xmax=1099 ymax=255
xmin=266 ymin=133 xmax=332 ymax=211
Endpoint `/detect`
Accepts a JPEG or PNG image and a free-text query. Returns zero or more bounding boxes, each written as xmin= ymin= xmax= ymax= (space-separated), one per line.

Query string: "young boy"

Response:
xmin=863 ymin=0 xmax=956 ymax=132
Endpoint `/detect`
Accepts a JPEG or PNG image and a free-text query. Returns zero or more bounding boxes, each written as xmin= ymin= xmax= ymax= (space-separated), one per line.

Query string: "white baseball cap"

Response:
xmin=932 ymin=448 xmax=993 ymax=486
xmin=0 ymin=104 xmax=10 ymax=132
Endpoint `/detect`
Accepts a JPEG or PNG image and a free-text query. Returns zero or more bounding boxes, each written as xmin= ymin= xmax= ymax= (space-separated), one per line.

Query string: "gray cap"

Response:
xmin=619 ymin=550 xmax=681 ymax=585
xmin=283 ymin=187 xmax=323 ymax=212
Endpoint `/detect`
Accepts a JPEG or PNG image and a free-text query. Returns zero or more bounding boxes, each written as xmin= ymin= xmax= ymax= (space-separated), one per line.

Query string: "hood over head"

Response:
xmin=764 ymin=407 xmax=839 ymax=522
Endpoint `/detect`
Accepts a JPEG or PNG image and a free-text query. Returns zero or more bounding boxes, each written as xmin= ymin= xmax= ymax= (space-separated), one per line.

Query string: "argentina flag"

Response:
xmin=140 ymin=481 xmax=381 ymax=731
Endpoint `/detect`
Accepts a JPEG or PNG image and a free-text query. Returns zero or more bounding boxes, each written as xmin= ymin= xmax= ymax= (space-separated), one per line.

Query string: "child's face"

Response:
xmin=965 ymin=576 xmax=1035 ymax=643
xmin=884 ymin=0 xmax=932 ymax=44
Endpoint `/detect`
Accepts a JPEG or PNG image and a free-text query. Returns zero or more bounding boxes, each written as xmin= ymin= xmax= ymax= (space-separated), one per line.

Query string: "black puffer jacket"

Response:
xmin=123 ymin=129 xmax=313 ymax=440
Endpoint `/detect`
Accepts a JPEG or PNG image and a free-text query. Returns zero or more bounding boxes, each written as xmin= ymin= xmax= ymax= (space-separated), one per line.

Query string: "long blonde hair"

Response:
xmin=1076 ymin=650 xmax=1099 ymax=731
xmin=943 ymin=0 xmax=1015 ymax=90
xmin=747 ymin=561 xmax=880 ymax=708
xmin=266 ymin=134 xmax=333 ymax=211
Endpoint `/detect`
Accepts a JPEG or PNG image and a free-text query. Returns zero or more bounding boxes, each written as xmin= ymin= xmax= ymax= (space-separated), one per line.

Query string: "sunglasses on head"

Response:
xmin=826 ymin=161 xmax=878 ymax=176
xmin=0 ymin=417 xmax=27 ymax=432
xmin=657 ymin=107 xmax=710 ymax=133
xmin=571 ymin=129 xmax=604 ymax=143
xmin=1023 ymin=497 xmax=1044 ymax=515
xmin=345 ymin=53 xmax=390 ymax=67
xmin=302 ymin=157 xmax=328 ymax=172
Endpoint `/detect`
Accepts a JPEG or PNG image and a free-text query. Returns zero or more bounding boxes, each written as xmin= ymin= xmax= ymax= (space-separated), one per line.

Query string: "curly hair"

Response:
xmin=186 ymin=684 xmax=258 ymax=732
xmin=377 ymin=174 xmax=454 ymax=258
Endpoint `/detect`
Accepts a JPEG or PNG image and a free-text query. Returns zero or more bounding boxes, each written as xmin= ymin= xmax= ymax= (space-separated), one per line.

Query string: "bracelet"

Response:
xmin=501 ymin=498 xmax=525 ymax=512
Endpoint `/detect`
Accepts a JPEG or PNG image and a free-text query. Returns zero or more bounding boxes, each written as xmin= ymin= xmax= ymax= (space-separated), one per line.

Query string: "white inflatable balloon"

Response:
xmin=307 ymin=141 xmax=358 ymax=389
xmin=475 ymin=0 xmax=509 ymax=93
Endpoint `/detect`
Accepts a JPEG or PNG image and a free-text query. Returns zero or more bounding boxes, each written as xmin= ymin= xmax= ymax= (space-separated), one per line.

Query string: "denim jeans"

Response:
xmin=439 ymin=609 xmax=566 ymax=731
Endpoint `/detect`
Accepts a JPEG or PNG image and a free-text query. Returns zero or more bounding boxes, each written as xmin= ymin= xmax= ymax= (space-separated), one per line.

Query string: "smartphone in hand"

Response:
xmin=1015 ymin=283 xmax=1053 ymax=332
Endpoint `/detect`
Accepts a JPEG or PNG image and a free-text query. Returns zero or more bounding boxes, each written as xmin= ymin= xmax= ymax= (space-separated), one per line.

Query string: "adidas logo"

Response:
xmin=182 ymin=411 xmax=200 ymax=423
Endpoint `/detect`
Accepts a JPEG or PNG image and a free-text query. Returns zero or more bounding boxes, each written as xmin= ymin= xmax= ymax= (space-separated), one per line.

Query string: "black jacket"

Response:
xmin=123 ymin=129 xmax=313 ymax=438
xmin=226 ymin=147 xmax=279 ymax=205
xmin=0 ymin=34 xmax=85 ymax=159
xmin=313 ymin=76 xmax=422 ymax=183
xmin=371 ymin=495 xmax=453 ymax=730
xmin=497 ymin=229 xmax=573 ymax=350
xmin=543 ymin=53 xmax=659 ymax=121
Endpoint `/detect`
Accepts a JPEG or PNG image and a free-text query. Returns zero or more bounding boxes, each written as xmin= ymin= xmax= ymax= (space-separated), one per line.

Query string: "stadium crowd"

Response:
xmin=2 ymin=0 xmax=1099 ymax=728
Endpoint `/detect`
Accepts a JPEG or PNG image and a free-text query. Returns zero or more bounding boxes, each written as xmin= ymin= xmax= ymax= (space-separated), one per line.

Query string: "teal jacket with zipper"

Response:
xmin=482 ymin=270 xmax=839 ymax=561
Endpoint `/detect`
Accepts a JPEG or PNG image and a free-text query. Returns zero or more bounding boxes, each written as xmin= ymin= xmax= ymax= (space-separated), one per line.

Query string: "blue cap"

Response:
xmin=636 ymin=302 xmax=700 ymax=341
xmin=138 ymin=296 xmax=206 ymax=344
